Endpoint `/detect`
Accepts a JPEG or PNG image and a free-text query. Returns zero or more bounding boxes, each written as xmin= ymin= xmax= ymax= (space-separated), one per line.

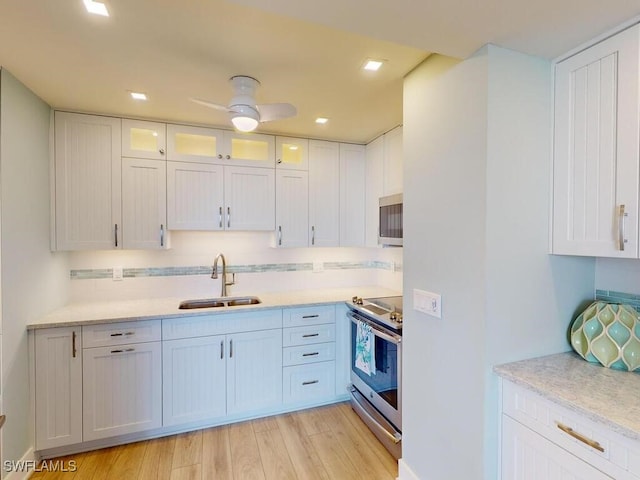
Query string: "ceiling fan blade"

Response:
xmin=256 ymin=103 xmax=297 ymax=122
xmin=189 ymin=97 xmax=230 ymax=112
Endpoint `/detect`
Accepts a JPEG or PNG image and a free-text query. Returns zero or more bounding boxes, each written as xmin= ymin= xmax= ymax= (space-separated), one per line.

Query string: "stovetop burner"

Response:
xmin=349 ymin=295 xmax=403 ymax=330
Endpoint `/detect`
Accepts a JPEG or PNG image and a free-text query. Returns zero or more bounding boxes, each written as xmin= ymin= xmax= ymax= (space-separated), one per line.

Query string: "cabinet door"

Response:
xmin=501 ymin=415 xmax=613 ymax=480
xmin=309 ymin=140 xmax=340 ymax=246
xmin=166 ymin=124 xmax=225 ymax=163
xmin=339 ymin=143 xmax=366 ymax=246
xmin=167 ymin=161 xmax=225 ymax=230
xmin=224 ymin=166 xmax=275 ymax=231
xmin=226 ymin=330 xmax=283 ymax=415
xmin=122 ymin=158 xmax=168 ymax=249
xmin=163 ymin=336 xmax=226 ymax=426
xmin=276 ymin=137 xmax=309 ymax=170
xmin=365 ymin=135 xmax=385 ymax=247
xmin=553 ymin=25 xmax=640 ymax=257
xmin=223 ymin=131 xmax=275 ymax=167
xmin=122 ymin=119 xmax=167 ymax=160
xmin=35 ymin=327 xmax=82 ymax=449
xmin=83 ymin=342 xmax=162 ymax=441
xmin=54 ymin=112 xmax=121 ymax=251
xmin=383 ymin=126 xmax=403 ymax=196
xmin=276 ymin=169 xmax=309 ymax=247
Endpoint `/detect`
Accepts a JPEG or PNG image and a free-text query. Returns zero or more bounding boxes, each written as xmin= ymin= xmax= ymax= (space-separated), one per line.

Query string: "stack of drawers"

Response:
xmin=282 ymin=305 xmax=336 ymax=404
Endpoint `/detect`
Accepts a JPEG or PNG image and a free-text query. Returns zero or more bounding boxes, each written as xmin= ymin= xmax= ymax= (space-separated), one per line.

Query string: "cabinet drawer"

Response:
xmin=283 ymin=324 xmax=335 ymax=347
xmin=503 ymin=380 xmax=640 ymax=479
xmin=283 ymin=342 xmax=336 ymax=366
xmin=283 ymin=361 xmax=336 ymax=403
xmin=162 ymin=310 xmax=282 ymax=340
xmin=82 ymin=320 xmax=161 ymax=348
xmin=283 ymin=305 xmax=335 ymax=327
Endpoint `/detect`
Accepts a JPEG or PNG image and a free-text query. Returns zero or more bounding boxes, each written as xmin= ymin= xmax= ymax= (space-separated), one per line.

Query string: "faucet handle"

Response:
xmin=225 ymin=273 xmax=236 ymax=286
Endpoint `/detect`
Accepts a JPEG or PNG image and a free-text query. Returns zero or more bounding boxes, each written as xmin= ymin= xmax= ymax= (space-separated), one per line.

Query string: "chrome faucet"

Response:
xmin=212 ymin=253 xmax=235 ymax=297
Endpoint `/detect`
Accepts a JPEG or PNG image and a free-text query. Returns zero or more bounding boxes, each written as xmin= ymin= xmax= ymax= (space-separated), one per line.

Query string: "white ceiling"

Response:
xmin=1 ymin=0 xmax=639 ymax=144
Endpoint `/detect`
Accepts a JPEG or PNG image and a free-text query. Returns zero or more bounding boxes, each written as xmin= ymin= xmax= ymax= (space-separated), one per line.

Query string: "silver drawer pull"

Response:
xmin=110 ymin=348 xmax=135 ymax=354
xmin=302 ymin=333 xmax=319 ymax=338
xmin=302 ymin=315 xmax=319 ymax=319
xmin=556 ymin=422 xmax=605 ymax=453
xmin=110 ymin=332 xmax=135 ymax=337
xmin=302 ymin=352 xmax=319 ymax=357
xmin=302 ymin=380 xmax=319 ymax=386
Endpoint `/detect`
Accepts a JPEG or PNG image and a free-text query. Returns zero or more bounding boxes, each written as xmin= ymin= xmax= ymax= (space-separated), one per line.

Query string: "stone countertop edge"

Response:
xmin=27 ymin=286 xmax=401 ymax=330
xmin=494 ymin=351 xmax=640 ymax=443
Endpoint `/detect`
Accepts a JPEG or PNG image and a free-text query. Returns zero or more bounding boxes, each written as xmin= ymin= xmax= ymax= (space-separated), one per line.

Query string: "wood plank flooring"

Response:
xmin=30 ymin=402 xmax=398 ymax=480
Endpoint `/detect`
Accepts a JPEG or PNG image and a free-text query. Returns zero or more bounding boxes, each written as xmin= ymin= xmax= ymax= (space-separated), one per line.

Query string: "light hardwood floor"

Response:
xmin=30 ymin=402 xmax=398 ymax=480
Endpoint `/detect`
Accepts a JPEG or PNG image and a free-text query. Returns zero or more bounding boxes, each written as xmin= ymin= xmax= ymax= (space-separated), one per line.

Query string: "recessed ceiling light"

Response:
xmin=130 ymin=92 xmax=147 ymax=101
xmin=315 ymin=117 xmax=329 ymax=125
xmin=83 ymin=0 xmax=109 ymax=17
xmin=363 ymin=59 xmax=384 ymax=72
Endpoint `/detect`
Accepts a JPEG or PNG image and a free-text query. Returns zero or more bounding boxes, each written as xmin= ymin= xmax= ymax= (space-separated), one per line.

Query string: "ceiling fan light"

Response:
xmin=230 ymin=105 xmax=260 ymax=132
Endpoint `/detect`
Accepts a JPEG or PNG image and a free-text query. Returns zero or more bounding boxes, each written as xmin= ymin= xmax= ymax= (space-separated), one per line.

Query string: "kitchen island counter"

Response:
xmin=495 ymin=352 xmax=640 ymax=442
xmin=27 ymin=286 xmax=400 ymax=329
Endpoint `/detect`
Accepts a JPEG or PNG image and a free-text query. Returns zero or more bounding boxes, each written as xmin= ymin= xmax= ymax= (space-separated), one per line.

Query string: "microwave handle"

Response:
xmin=348 ymin=312 xmax=402 ymax=345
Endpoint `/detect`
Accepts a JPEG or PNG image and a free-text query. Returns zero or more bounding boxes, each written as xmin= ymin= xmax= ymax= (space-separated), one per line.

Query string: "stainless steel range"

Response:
xmin=347 ymin=295 xmax=402 ymax=459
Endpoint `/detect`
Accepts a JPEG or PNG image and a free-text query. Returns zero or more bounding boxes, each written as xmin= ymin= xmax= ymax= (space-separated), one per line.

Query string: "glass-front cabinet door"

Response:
xmin=167 ymin=124 xmax=225 ymax=164
xmin=122 ymin=119 xmax=166 ymax=160
xmin=223 ymin=131 xmax=275 ymax=168
xmin=276 ymin=137 xmax=309 ymax=170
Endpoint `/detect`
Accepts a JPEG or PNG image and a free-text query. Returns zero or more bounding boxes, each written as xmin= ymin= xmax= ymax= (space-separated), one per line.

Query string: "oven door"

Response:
xmin=348 ymin=311 xmax=402 ymax=431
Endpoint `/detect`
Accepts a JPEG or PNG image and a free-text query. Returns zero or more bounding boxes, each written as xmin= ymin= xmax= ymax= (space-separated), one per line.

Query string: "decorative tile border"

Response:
xmin=595 ymin=289 xmax=640 ymax=312
xmin=70 ymin=260 xmax=403 ymax=280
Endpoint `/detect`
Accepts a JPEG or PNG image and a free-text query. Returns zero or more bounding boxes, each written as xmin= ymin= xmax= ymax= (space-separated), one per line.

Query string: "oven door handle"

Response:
xmin=348 ymin=312 xmax=402 ymax=345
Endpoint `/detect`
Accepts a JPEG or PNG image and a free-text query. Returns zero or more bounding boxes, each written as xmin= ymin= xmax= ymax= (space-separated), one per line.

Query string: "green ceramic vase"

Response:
xmin=570 ymin=301 xmax=640 ymax=371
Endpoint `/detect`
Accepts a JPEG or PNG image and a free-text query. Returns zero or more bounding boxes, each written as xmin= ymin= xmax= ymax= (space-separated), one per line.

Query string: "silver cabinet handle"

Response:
xmin=619 ymin=204 xmax=628 ymax=251
xmin=220 ymin=340 xmax=224 ymax=360
xmin=277 ymin=158 xmax=282 ymax=164
xmin=227 ymin=207 xmax=231 ymax=228
xmin=556 ymin=422 xmax=605 ymax=453
xmin=114 ymin=223 xmax=119 ymax=247
xmin=160 ymin=224 xmax=165 ymax=247
xmin=302 ymin=352 xmax=319 ymax=357
xmin=226 ymin=154 xmax=231 ymax=160
xmin=159 ymin=148 xmax=165 ymax=155
xmin=72 ymin=331 xmax=77 ymax=358
xmin=110 ymin=332 xmax=134 ymax=337
xmin=219 ymin=206 xmax=223 ymax=229
xmin=278 ymin=226 xmax=282 ymax=246
xmin=302 ymin=380 xmax=319 ymax=386
xmin=311 ymin=226 xmax=315 ymax=245
xmin=110 ymin=348 xmax=135 ymax=354
xmin=302 ymin=333 xmax=319 ymax=338
xmin=218 ymin=154 xmax=223 ymax=159
xmin=302 ymin=315 xmax=319 ymax=319
xmin=229 ymin=339 xmax=233 ymax=358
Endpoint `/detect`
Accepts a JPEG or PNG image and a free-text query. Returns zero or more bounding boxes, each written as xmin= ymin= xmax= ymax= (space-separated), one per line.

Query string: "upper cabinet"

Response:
xmin=276 ymin=137 xmax=309 ymax=170
xmin=122 ymin=119 xmax=167 ymax=160
xmin=552 ymin=24 xmax=640 ymax=258
xmin=54 ymin=112 xmax=122 ymax=251
xmin=339 ymin=143 xmax=366 ymax=247
xmin=309 ymin=140 xmax=341 ymax=247
xmin=382 ymin=126 xmax=403 ymax=196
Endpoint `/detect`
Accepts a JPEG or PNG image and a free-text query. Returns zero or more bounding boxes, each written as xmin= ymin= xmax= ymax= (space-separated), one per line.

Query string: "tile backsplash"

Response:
xmin=595 ymin=289 xmax=640 ymax=312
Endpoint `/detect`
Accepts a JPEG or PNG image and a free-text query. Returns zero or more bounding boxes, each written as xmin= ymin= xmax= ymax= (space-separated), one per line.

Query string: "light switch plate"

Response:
xmin=113 ymin=266 xmax=123 ymax=281
xmin=413 ymin=289 xmax=442 ymax=318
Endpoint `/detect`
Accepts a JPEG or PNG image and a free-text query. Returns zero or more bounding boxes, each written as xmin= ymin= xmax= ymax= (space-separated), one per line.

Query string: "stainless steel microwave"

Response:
xmin=379 ymin=193 xmax=403 ymax=246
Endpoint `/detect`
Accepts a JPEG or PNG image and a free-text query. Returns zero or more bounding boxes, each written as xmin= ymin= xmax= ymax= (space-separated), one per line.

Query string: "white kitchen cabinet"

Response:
xmin=552 ymin=24 xmax=640 ymax=257
xmin=227 ymin=329 xmax=283 ymax=414
xmin=276 ymin=136 xmax=309 ymax=170
xmin=309 ymin=140 xmax=340 ymax=247
xmin=365 ymin=134 xmax=384 ymax=247
xmin=224 ymin=165 xmax=275 ymax=231
xmin=167 ymin=161 xmax=225 ymax=230
xmin=276 ymin=169 xmax=309 ymax=247
xmin=54 ymin=112 xmax=122 ymax=251
xmin=500 ymin=380 xmax=640 ymax=480
xmin=383 ymin=126 xmax=403 ymax=196
xmin=167 ymin=124 xmax=225 ymax=163
xmin=121 ymin=157 xmax=168 ymax=249
xmin=163 ymin=335 xmax=226 ymax=426
xmin=339 ymin=143 xmax=366 ymax=246
xmin=224 ymin=131 xmax=275 ymax=168
xmin=334 ymin=303 xmax=351 ymax=395
xmin=83 ymin=340 xmax=162 ymax=441
xmin=34 ymin=327 xmax=82 ymax=450
xmin=122 ymin=119 xmax=167 ymax=160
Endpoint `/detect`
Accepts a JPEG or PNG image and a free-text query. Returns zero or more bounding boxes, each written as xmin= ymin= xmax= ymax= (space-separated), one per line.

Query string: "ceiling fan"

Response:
xmin=190 ymin=75 xmax=297 ymax=133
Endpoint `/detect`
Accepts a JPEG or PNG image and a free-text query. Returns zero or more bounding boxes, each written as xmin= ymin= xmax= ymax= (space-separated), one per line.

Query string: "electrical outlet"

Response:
xmin=413 ymin=289 xmax=442 ymax=318
xmin=113 ymin=266 xmax=123 ymax=281
xmin=313 ymin=262 xmax=324 ymax=273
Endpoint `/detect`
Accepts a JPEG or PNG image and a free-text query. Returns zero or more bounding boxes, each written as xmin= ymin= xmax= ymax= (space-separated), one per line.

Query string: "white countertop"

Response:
xmin=495 ymin=352 xmax=640 ymax=442
xmin=27 ymin=286 xmax=401 ymax=329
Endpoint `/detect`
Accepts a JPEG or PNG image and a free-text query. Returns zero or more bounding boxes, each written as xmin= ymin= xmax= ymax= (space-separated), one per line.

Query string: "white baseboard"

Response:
xmin=398 ymin=458 xmax=421 ymax=480
xmin=4 ymin=446 xmax=35 ymax=480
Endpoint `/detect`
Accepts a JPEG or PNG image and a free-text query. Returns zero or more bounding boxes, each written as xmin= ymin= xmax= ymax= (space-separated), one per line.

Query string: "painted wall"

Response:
xmin=0 ymin=69 xmax=69 ymax=473
xmin=402 ymin=47 xmax=595 ymax=480
xmin=595 ymin=258 xmax=640 ymax=294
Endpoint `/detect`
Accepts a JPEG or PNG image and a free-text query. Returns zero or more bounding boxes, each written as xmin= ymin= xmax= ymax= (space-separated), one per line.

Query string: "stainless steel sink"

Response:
xmin=179 ymin=296 xmax=261 ymax=309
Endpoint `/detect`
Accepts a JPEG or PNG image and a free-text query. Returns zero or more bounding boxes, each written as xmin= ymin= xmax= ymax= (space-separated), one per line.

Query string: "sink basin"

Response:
xmin=179 ymin=296 xmax=261 ymax=309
